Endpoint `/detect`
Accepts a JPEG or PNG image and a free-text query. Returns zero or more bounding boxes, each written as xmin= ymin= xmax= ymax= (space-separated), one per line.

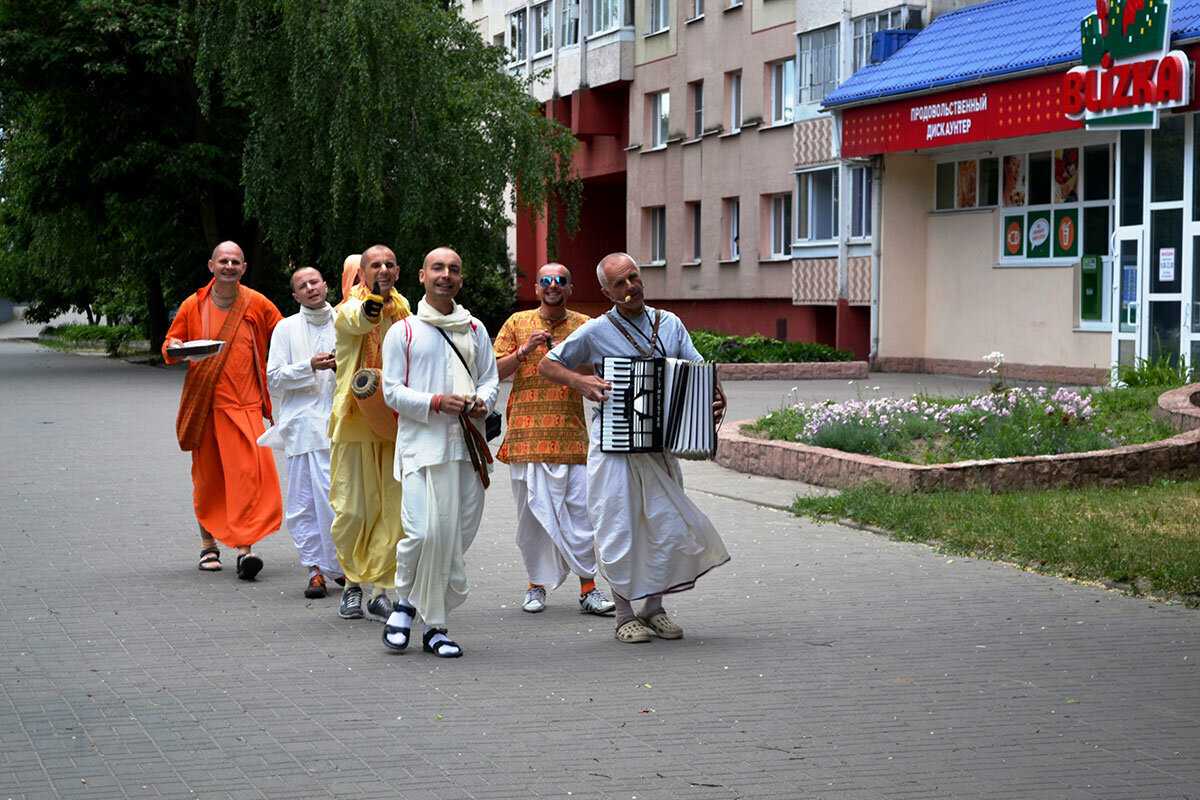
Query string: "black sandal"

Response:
xmin=382 ymin=602 xmax=417 ymax=652
xmin=198 ymin=547 xmax=222 ymax=572
xmin=236 ymin=553 xmax=263 ymax=581
xmin=422 ymin=627 xmax=463 ymax=658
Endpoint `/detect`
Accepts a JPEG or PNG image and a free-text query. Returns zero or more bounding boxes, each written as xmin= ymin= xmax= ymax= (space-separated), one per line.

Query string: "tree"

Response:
xmin=194 ymin=0 xmax=580 ymax=332
xmin=0 ymin=0 xmax=251 ymax=350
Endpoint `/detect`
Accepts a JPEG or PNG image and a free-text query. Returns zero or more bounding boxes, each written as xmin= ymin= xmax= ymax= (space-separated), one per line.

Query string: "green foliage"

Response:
xmin=193 ymin=0 xmax=581 ymax=334
xmin=793 ymin=480 xmax=1200 ymax=603
xmin=0 ymin=0 xmax=250 ymax=349
xmin=41 ymin=322 xmax=145 ymax=355
xmin=1117 ymin=353 xmax=1195 ymax=388
xmin=690 ymin=330 xmax=853 ymax=364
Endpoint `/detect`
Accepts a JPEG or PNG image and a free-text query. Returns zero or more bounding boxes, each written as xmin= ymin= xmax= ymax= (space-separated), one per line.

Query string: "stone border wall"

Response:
xmin=716 ymin=384 xmax=1200 ymax=493
xmin=872 ymin=356 xmax=1109 ymax=386
xmin=716 ymin=361 xmax=868 ymax=380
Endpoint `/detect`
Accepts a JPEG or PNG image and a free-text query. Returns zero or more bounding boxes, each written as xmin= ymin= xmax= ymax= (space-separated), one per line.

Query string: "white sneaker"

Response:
xmin=522 ymin=586 xmax=547 ymax=613
xmin=579 ymin=587 xmax=616 ymax=615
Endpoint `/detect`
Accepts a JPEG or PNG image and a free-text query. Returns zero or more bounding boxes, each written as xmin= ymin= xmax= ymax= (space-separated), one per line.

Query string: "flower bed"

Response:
xmin=717 ymin=384 xmax=1200 ymax=493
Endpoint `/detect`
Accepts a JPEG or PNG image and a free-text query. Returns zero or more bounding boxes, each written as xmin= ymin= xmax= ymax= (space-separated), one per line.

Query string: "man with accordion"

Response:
xmin=539 ymin=253 xmax=730 ymax=644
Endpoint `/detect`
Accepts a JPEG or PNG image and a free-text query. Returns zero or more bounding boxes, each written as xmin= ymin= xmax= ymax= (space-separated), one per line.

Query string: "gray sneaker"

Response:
xmin=579 ymin=587 xmax=616 ymax=615
xmin=522 ymin=586 xmax=547 ymax=613
xmin=366 ymin=592 xmax=392 ymax=622
xmin=338 ymin=586 xmax=364 ymax=619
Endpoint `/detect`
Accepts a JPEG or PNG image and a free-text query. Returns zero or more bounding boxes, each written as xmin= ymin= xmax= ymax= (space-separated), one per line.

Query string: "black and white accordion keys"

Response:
xmin=600 ymin=356 xmax=717 ymax=460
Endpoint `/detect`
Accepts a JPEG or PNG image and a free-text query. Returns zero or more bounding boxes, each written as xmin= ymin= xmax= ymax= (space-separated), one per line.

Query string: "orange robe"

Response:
xmin=164 ymin=282 xmax=284 ymax=548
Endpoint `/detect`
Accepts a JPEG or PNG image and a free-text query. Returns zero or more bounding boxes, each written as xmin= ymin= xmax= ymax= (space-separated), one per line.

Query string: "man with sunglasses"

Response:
xmin=493 ymin=264 xmax=616 ymax=617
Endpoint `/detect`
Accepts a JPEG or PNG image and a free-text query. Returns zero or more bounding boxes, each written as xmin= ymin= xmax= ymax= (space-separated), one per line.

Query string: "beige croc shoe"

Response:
xmin=615 ymin=619 xmax=651 ymax=643
xmin=638 ymin=611 xmax=683 ymax=639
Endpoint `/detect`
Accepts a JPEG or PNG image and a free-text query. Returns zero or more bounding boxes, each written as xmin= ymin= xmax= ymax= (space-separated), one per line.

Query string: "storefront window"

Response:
xmin=1150 ymin=208 xmax=1182 ymax=294
xmin=1120 ymin=130 xmax=1144 ymax=227
xmin=935 ymin=162 xmax=954 ymax=210
xmin=1028 ymin=152 xmax=1052 ymax=205
xmin=1083 ymin=145 xmax=1111 ymax=201
xmin=1152 ymin=114 xmax=1185 ymax=203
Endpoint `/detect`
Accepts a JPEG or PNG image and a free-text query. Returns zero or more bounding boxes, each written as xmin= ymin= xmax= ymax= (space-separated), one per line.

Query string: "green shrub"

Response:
xmin=41 ymin=323 xmax=145 ymax=356
xmin=1117 ymin=354 xmax=1194 ymax=388
xmin=690 ymin=330 xmax=852 ymax=363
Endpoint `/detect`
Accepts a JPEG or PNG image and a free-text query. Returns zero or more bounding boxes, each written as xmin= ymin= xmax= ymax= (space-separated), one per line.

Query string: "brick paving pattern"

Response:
xmin=0 ymin=338 xmax=1197 ymax=799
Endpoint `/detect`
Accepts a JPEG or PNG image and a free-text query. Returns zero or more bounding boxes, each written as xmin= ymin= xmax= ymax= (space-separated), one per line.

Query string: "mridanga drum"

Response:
xmin=351 ymin=367 xmax=397 ymax=441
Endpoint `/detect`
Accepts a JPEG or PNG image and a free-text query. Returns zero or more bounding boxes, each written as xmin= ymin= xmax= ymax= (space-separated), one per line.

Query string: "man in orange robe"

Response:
xmin=163 ymin=241 xmax=284 ymax=579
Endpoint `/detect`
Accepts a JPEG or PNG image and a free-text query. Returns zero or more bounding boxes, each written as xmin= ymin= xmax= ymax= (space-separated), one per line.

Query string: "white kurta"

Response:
xmin=380 ymin=308 xmax=499 ymax=626
xmin=545 ymin=306 xmax=730 ymax=600
xmin=260 ymin=307 xmax=342 ymax=575
xmin=510 ymin=462 xmax=597 ymax=589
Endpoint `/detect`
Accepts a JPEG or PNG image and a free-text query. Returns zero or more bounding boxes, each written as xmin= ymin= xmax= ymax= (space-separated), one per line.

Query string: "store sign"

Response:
xmin=1063 ymin=0 xmax=1190 ymax=129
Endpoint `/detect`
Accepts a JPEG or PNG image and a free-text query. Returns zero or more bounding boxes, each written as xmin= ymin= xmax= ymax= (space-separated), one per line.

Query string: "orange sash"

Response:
xmin=174 ymin=288 xmax=253 ymax=451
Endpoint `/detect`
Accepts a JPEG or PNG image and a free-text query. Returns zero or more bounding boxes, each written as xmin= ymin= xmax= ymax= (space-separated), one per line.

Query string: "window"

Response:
xmin=770 ymin=58 xmax=796 ymax=124
xmin=726 ymin=70 xmax=742 ymax=133
xmin=723 ymin=197 xmax=740 ymax=259
xmin=561 ymin=0 xmax=580 ymax=45
xmin=648 ymin=206 xmax=667 ymax=264
xmin=647 ymin=0 xmax=668 ymax=34
xmin=532 ymin=2 xmax=554 ymax=55
xmin=985 ymin=144 xmax=1116 ymax=324
xmin=770 ymin=193 xmax=792 ymax=257
xmin=850 ymin=166 xmax=872 ymax=238
xmin=648 ymin=90 xmax=669 ymax=148
xmin=688 ymin=0 xmax=703 ymax=20
xmin=688 ymin=202 xmax=702 ymax=261
xmin=934 ymin=158 xmax=998 ymax=211
xmin=508 ymin=9 xmax=527 ymax=62
xmin=852 ymin=7 xmax=923 ymax=72
xmin=689 ymin=80 xmax=704 ymax=139
xmin=796 ymin=168 xmax=837 ymax=242
xmin=799 ymin=26 xmax=839 ymax=106
xmin=589 ymin=0 xmax=622 ymax=34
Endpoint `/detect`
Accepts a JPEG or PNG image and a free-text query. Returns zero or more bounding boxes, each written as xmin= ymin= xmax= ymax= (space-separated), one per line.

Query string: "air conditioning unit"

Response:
xmin=870 ymin=29 xmax=918 ymax=64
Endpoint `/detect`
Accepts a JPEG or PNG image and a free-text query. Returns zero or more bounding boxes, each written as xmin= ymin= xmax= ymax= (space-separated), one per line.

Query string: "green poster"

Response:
xmin=1053 ymin=208 xmax=1078 ymax=258
xmin=1003 ymin=216 xmax=1024 ymax=257
xmin=1027 ymin=210 xmax=1052 ymax=259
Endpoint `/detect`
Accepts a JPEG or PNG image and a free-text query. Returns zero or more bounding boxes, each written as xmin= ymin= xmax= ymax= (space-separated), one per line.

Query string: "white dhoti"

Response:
xmin=586 ymin=418 xmax=729 ymax=601
xmin=285 ymin=449 xmax=342 ymax=576
xmin=510 ymin=462 xmax=597 ymax=589
xmin=396 ymin=461 xmax=484 ymax=627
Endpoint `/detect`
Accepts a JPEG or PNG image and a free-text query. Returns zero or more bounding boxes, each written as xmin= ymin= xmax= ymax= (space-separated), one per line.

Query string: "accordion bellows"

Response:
xmin=350 ymin=368 xmax=398 ymax=441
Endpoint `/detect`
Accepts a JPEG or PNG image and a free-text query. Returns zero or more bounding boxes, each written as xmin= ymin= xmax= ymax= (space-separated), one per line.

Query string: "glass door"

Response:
xmin=1111 ymin=233 xmax=1142 ymax=377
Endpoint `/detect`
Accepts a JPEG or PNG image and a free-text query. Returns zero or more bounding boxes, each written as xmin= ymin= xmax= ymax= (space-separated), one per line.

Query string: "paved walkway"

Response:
xmin=1 ymin=337 xmax=1197 ymax=799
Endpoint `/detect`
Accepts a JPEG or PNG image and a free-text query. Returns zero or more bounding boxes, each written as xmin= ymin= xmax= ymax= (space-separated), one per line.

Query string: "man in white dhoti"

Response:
xmin=260 ymin=266 xmax=345 ymax=598
xmin=540 ymin=252 xmax=729 ymax=644
xmin=380 ymin=247 xmax=499 ymax=658
xmin=493 ymin=263 xmax=615 ymax=616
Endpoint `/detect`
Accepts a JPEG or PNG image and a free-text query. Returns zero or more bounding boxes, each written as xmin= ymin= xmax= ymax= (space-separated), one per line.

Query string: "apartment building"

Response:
xmin=466 ymin=0 xmax=634 ymax=313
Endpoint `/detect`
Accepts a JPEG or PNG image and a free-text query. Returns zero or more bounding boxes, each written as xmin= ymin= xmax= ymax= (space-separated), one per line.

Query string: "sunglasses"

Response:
xmin=538 ymin=275 xmax=569 ymax=287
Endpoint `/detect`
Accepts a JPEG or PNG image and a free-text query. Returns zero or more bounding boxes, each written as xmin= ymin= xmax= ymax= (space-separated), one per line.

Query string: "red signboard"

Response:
xmin=840 ymin=72 xmax=1084 ymax=158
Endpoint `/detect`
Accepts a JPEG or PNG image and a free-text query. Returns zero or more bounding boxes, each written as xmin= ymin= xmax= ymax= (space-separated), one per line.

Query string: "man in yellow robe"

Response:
xmin=328 ymin=245 xmax=411 ymax=621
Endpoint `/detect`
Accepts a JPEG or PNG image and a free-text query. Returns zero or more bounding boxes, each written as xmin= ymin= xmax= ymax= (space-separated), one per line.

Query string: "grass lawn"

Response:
xmin=793 ymin=479 xmax=1200 ymax=605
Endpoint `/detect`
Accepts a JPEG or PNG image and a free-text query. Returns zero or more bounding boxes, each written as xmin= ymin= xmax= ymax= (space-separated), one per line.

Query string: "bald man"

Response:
xmin=539 ymin=253 xmax=729 ymax=644
xmin=381 ymin=247 xmax=499 ymax=658
xmin=260 ymin=266 xmax=344 ymax=598
xmin=328 ymin=245 xmax=412 ymax=623
xmin=163 ymin=240 xmax=283 ymax=579
xmin=493 ymin=263 xmax=614 ymax=616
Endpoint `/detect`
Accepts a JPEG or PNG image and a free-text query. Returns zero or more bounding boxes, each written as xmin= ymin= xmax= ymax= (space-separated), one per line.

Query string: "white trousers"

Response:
xmin=510 ymin=462 xmax=596 ymax=589
xmin=285 ymin=450 xmax=342 ymax=576
xmin=396 ymin=461 xmax=484 ymax=628
xmin=587 ymin=418 xmax=729 ymax=601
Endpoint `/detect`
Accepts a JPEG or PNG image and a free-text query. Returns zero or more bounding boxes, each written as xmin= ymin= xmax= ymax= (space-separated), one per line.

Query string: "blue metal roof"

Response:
xmin=824 ymin=0 xmax=1200 ymax=108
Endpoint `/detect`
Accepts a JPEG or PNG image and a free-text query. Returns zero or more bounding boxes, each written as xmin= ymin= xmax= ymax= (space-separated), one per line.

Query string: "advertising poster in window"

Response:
xmin=1054 ymin=209 xmax=1078 ymax=258
xmin=1027 ymin=211 xmax=1052 ymax=258
xmin=1004 ymin=216 xmax=1024 ymax=257
xmin=956 ymin=160 xmax=977 ymax=208
xmin=1053 ymin=148 xmax=1079 ymax=203
xmin=1003 ymin=154 xmax=1026 ymax=207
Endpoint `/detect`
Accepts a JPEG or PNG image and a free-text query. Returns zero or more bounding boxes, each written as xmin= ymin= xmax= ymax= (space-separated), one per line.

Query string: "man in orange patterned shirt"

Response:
xmin=494 ymin=263 xmax=615 ymax=616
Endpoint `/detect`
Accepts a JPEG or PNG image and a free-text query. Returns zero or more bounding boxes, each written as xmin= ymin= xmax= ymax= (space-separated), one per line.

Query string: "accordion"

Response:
xmin=599 ymin=356 xmax=718 ymax=460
